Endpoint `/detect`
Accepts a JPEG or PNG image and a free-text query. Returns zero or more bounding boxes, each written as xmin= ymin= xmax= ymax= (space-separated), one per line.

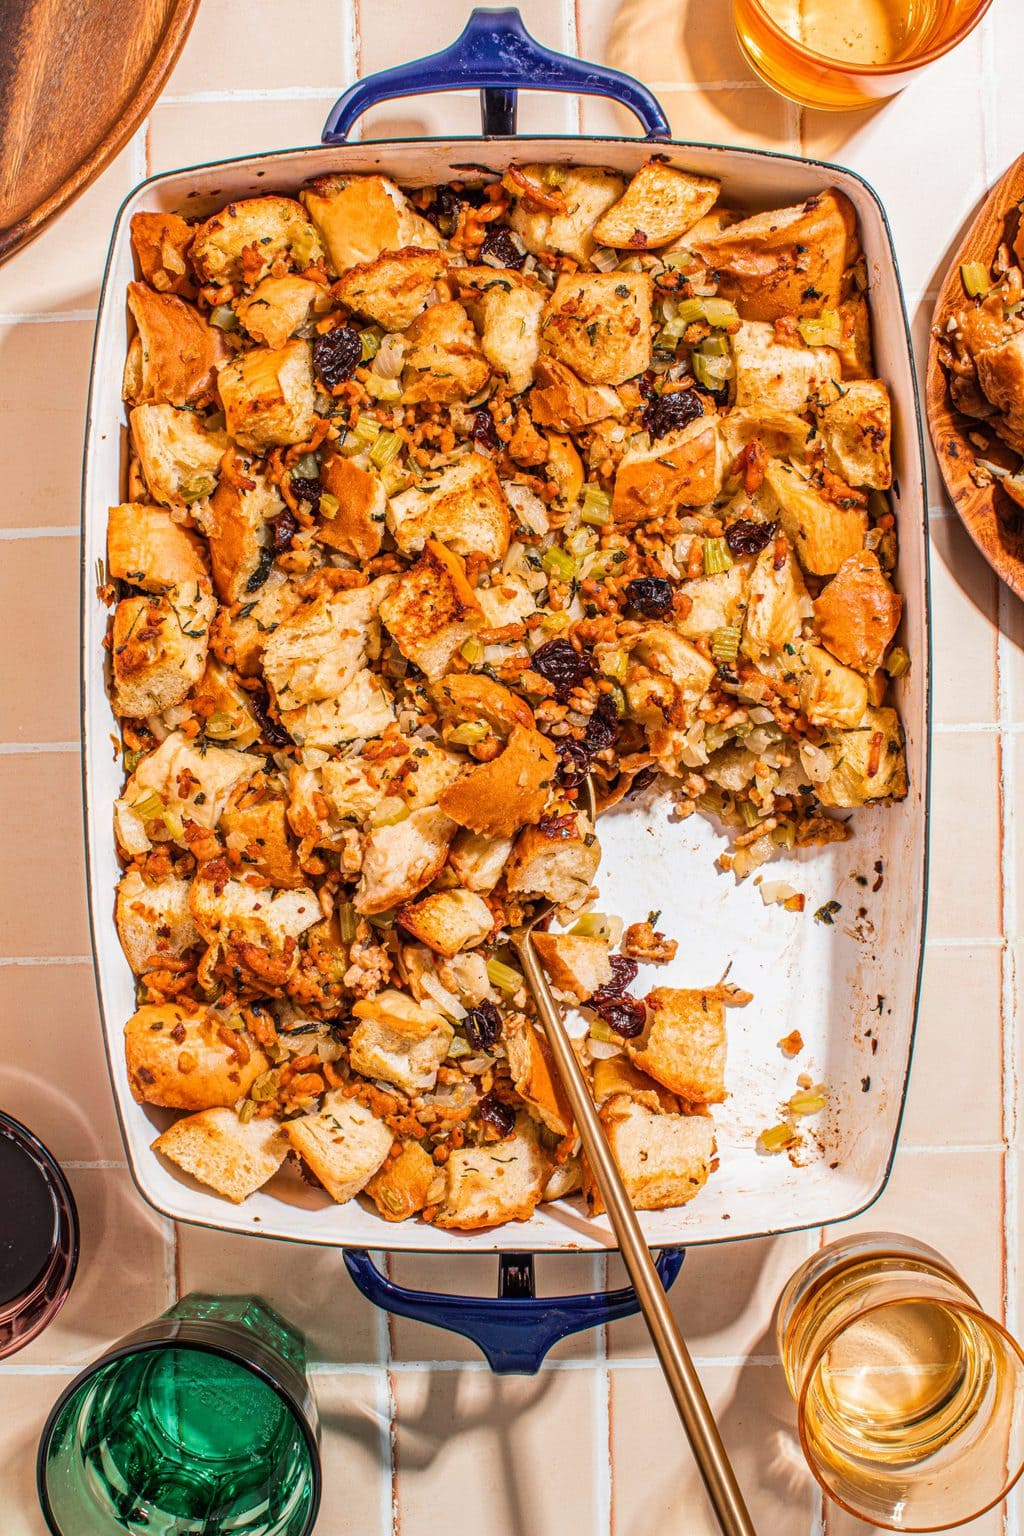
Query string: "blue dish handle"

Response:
xmin=344 ymin=1247 xmax=685 ymax=1374
xmin=322 ymin=6 xmax=671 ymax=143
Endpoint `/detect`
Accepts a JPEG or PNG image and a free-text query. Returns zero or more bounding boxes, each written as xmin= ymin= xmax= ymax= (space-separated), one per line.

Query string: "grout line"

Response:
xmin=0 ymin=956 xmax=93 ymax=966
xmin=158 ymin=87 xmax=346 ymax=105
xmin=63 ymin=1160 xmax=127 ymax=1170
xmin=595 ymin=1253 xmax=612 ymax=1536
xmin=0 ymin=526 xmax=79 ymax=540
xmin=0 ymin=310 xmax=96 ymax=325
xmin=309 ymin=1354 xmax=784 ymax=1373
xmin=129 ymin=122 xmax=148 ymax=187
xmin=0 ymin=742 xmax=79 ymax=756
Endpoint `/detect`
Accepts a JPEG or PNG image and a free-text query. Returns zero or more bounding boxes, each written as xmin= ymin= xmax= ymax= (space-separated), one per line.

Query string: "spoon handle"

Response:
xmin=513 ymin=931 xmax=757 ymax=1536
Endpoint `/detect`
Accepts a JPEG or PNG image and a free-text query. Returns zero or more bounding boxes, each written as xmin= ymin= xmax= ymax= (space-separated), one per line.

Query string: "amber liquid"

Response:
xmin=759 ymin=0 xmax=952 ymax=66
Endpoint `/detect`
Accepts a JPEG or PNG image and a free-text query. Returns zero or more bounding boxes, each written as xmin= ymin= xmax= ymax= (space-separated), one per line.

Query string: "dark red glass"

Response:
xmin=0 ymin=1111 xmax=78 ymax=1358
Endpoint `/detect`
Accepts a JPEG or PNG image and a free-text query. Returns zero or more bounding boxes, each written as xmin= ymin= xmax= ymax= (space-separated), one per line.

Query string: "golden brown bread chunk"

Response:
xmin=592 ymin=161 xmax=720 ymax=249
xmin=433 ymin=1114 xmax=551 ymax=1231
xmin=191 ymin=196 xmax=322 ymax=286
xmin=528 ymin=357 xmax=624 ymax=430
xmin=432 ymin=673 xmax=535 ymax=741
xmin=627 ymin=986 xmax=730 ymax=1104
xmin=318 ymin=451 xmax=386 ymax=561
xmin=612 ymin=419 xmax=722 ymax=524
xmin=125 ymin=1003 xmax=269 ymax=1110
xmin=124 ymin=282 xmax=227 ymax=408
xmin=396 ymin=888 xmax=494 ymax=957
xmin=541 ymin=272 xmax=653 ymax=386
xmin=387 ymin=452 xmax=510 ymax=561
xmin=764 ymin=461 xmax=868 ymax=577
xmin=220 ymin=799 xmax=304 ymax=889
xmin=364 ymin=1141 xmax=441 ymax=1222
xmin=583 ymin=1097 xmax=714 ymax=1215
xmin=107 ymin=502 xmax=208 ymax=592
xmin=235 ymin=275 xmax=321 ymax=349
xmin=111 ymin=584 xmax=215 ymax=718
xmin=504 ymin=1018 xmax=573 ymax=1137
xmin=198 ymin=456 xmax=281 ymax=604
xmin=130 ymin=211 xmax=196 ymax=294
xmin=438 ymin=725 xmax=557 ymax=838
xmin=153 ymin=1109 xmax=288 ymax=1203
xmin=115 ymin=871 xmax=199 ymax=975
xmin=301 ymin=174 xmax=441 ymax=273
xmin=813 ymin=552 xmax=903 ymax=672
xmin=505 ymin=814 xmax=600 ymax=910
xmin=335 ymin=246 xmax=446 ymax=330
xmin=531 ymin=932 xmax=612 ymax=1002
xmin=283 ymin=1093 xmax=393 ymax=1204
xmin=355 ymin=806 xmax=458 ymax=915
xmin=217 ymin=339 xmax=316 ymax=452
xmin=379 ymin=540 xmax=483 ymax=680
xmin=401 ymin=300 xmax=490 ymax=404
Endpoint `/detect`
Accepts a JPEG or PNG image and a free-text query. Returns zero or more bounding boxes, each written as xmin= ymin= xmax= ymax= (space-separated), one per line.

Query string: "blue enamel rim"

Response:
xmin=79 ymin=6 xmax=932 ymax=1374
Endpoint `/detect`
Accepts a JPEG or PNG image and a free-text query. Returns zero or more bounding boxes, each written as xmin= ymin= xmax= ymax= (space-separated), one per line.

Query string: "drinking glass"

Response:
xmin=776 ymin=1233 xmax=1024 ymax=1529
xmin=0 ymin=1111 xmax=78 ymax=1359
xmin=37 ymin=1293 xmax=321 ymax=1536
xmin=732 ymin=0 xmax=994 ymax=111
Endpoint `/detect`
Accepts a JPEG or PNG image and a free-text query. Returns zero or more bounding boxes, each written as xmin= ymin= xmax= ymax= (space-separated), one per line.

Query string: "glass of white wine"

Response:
xmin=777 ymin=1233 xmax=1024 ymax=1530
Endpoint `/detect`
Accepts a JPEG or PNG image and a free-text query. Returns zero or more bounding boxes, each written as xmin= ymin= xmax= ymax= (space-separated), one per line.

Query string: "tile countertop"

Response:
xmin=0 ymin=0 xmax=1021 ymax=1531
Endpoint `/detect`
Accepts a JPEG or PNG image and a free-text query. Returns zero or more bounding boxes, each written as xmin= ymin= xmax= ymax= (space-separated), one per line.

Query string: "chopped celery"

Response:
xmin=371 ymin=799 xmax=410 ymax=828
xmin=541 ymin=547 xmax=579 ymax=583
xmin=692 ymin=351 xmax=733 ymax=390
xmin=601 ymin=647 xmax=628 ymax=682
xmin=542 ymin=164 xmax=569 ymax=186
xmin=584 ymin=549 xmax=627 ymax=580
xmin=131 ymin=790 xmax=165 ymax=822
xmin=580 ymin=485 xmax=612 ymax=526
xmin=797 ymin=311 xmax=843 ymax=347
xmin=486 ymin=958 xmax=524 ymax=994
xmin=885 ymin=646 xmax=911 ymax=679
xmin=161 ymin=809 xmax=185 ymax=842
xmin=209 ymin=304 xmax=238 ymax=331
xmin=566 ymin=527 xmax=597 ymax=558
xmin=360 ymin=329 xmax=383 ymax=361
xmin=571 ymin=912 xmax=610 ymax=938
xmin=354 ymin=415 xmax=382 ymax=448
xmin=293 ymin=452 xmax=320 ymax=479
xmin=961 ymin=261 xmax=991 ymax=299
xmin=180 ymin=476 xmax=215 ymax=504
xmin=788 ymin=1086 xmax=827 ymax=1117
xmin=758 ymin=1122 xmax=797 ymax=1154
xmin=739 ymin=800 xmax=762 ymax=829
xmin=368 ymin=429 xmax=402 ymax=469
xmin=337 ymin=902 xmax=358 ymax=942
xmin=448 ymin=720 xmax=489 ymax=746
xmin=541 ymin=608 xmax=573 ymax=633
xmin=364 ymin=375 xmax=402 ymax=402
xmin=710 ymin=625 xmax=741 ymax=662
xmin=460 ymin=636 xmax=485 ymax=665
xmin=588 ymin=1018 xmax=617 ymax=1044
xmin=203 ymin=711 xmax=237 ymax=739
xmin=702 ymin=297 xmax=740 ymax=328
xmin=674 ymin=297 xmax=707 ymax=326
xmin=702 ymin=537 xmax=734 ymax=576
xmin=319 ymin=492 xmax=340 ymax=519
xmin=700 ymin=334 xmax=730 ymax=358
xmin=238 ymin=1098 xmax=257 ymax=1124
xmin=696 ymin=788 xmax=725 ymax=816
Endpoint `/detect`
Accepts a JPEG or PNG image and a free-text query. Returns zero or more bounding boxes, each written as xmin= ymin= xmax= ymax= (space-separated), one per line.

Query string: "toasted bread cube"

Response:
xmin=349 ymin=989 xmax=454 ymax=1094
xmin=719 ymin=406 xmax=811 ymax=464
xmin=107 ymin=502 xmax=208 ymax=591
xmin=591 ymin=1057 xmax=679 ymax=1113
xmin=690 ymin=190 xmax=858 ymax=321
xmin=130 ymin=404 xmax=225 ymax=506
xmin=476 ymin=572 xmax=536 ymax=631
xmin=301 ymin=174 xmax=441 ymax=274
xmin=542 ymin=1158 xmax=583 ymax=1202
xmin=732 ymin=321 xmax=840 ymax=413
xmin=319 ymin=452 xmax=386 ymax=561
xmin=263 ymin=578 xmax=389 ymax=706
xmin=459 ymin=267 xmax=546 ymax=393
xmin=764 ymin=460 xmax=867 ymax=577
xmin=130 ymin=210 xmax=194 ymax=295
xmin=434 ymin=1114 xmax=551 ymax=1231
xmin=191 ymin=196 xmax=322 ymax=286
xmin=188 ymin=876 xmax=320 ymax=960
xmin=505 ymin=813 xmax=600 ymax=910
xmin=126 ymin=1003 xmax=269 ymax=1109
xmin=610 ymin=625 xmax=716 ymax=730
xmin=741 ymin=538 xmax=813 ymax=660
xmin=364 ymin=1141 xmax=441 ymax=1222
xmin=592 ymin=162 xmax=720 ymax=249
xmin=797 ymin=643 xmax=868 ymax=728
xmin=281 ymin=671 xmax=395 ymax=749
xmin=235 ymin=275 xmax=322 ymax=348
xmin=628 ymin=986 xmax=729 ymax=1104
xmin=400 ymin=300 xmax=490 ymax=404
xmin=379 ymin=540 xmax=483 ymax=680
xmin=674 ymin=564 xmax=749 ymax=640
xmin=320 ymin=755 xmax=394 ymax=822
xmin=545 ymin=431 xmax=585 ymax=505
xmin=356 ymin=805 xmax=457 ymax=915
xmin=813 ymin=551 xmax=902 ymax=672
xmin=584 ymin=1097 xmax=715 ymax=1214
xmin=115 ymin=730 xmax=259 ymax=855
xmin=529 ymin=356 xmax=624 ymax=431
xmin=817 ymin=380 xmax=892 ymax=490
xmin=448 ymin=829 xmax=515 ymax=893
xmin=154 ymin=1109 xmax=288 ymax=1204
xmin=532 ymin=932 xmax=612 ymax=1002
xmin=111 ymin=583 xmax=215 ymax=718
xmin=433 ymin=673 xmax=534 ymax=742
xmin=283 ymin=1092 xmax=393 ymax=1204
xmin=505 ymin=166 xmax=624 ymax=264
xmin=541 ymin=272 xmax=653 ymax=386
xmin=335 ymin=247 xmax=446 ymax=330
xmin=973 ymin=331 xmax=1024 ymax=417
xmin=217 ymin=339 xmax=316 ymax=452
xmin=396 ymin=889 xmax=494 ymax=957
xmin=836 ymin=293 xmax=874 ymax=379
xmin=504 ymin=1018 xmax=573 ymax=1137
xmin=388 ymin=453 xmax=510 ymax=561
xmin=194 ymin=460 xmax=281 ymax=603
xmin=221 ymin=569 xmax=301 ymax=677
xmin=438 ymin=724 xmax=557 ymax=839
xmin=220 ymin=799 xmax=304 ymax=888
xmin=115 ymin=871 xmax=199 ymax=974
xmin=395 ymin=741 xmax=465 ymax=810
xmin=819 ymin=705 xmax=908 ymax=807
xmin=612 ymin=419 xmax=722 ymax=524
xmin=124 ymin=283 xmax=227 ymax=408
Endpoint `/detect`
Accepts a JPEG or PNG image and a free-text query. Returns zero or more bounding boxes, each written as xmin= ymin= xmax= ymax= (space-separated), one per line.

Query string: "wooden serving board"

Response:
xmin=927 ymin=152 xmax=1024 ymax=601
xmin=0 ymin=0 xmax=200 ymax=265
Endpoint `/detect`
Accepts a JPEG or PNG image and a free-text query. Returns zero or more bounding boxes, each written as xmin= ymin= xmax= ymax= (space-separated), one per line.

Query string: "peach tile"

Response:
xmin=311 ymin=1373 xmax=388 ymax=1536
xmin=911 ymin=296 xmax=945 ymax=510
xmin=1014 ymin=735 xmax=1024 ymax=937
xmin=0 ymin=1373 xmax=69 ymax=1536
xmin=358 ymin=0 xmax=570 ymax=77
xmin=0 ymin=537 xmax=80 ymax=743
xmin=0 ymin=322 xmax=93 ymax=529
xmin=0 ymin=145 xmax=137 ymax=316
xmin=392 ymin=1368 xmax=600 ymax=1536
xmin=17 ymin=1167 xmax=171 ymax=1365
xmin=606 ymin=1232 xmax=814 ymax=1362
xmin=609 ymin=1361 xmax=816 ymax=1535
xmin=0 ymin=963 xmax=122 ymax=1161
xmin=388 ymin=1250 xmax=603 ymax=1364
xmin=166 ymin=0 xmax=350 ymax=96
xmin=147 ymin=98 xmax=326 ymax=179
xmin=588 ymin=0 xmax=753 ymax=89
xmin=990 ymin=5 xmax=1024 ymax=170
xmin=581 ymin=83 xmax=799 ymax=150
xmin=0 ymin=753 xmax=90 ymax=957
xmin=360 ymin=88 xmax=577 ymax=142
xmin=176 ymin=1222 xmax=382 ymax=1366
xmin=925 ymin=732 xmax=1003 ymax=942
xmin=928 ymin=515 xmax=999 ymax=727
xmin=901 ymin=943 xmax=1003 ymax=1148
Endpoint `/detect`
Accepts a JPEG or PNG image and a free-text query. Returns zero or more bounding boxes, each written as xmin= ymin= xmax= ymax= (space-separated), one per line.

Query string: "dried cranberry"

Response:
xmin=642 ymin=389 xmax=704 ymax=440
xmin=603 ymin=954 xmax=640 ymax=994
xmin=626 ymin=766 xmax=658 ymax=798
xmin=530 ymin=638 xmax=594 ymax=702
xmin=557 ymin=739 xmax=591 ymax=788
xmin=594 ymin=994 xmax=647 ymax=1038
xmin=725 ymin=518 xmax=778 ymax=557
xmin=472 ymin=408 xmax=500 ymax=452
xmin=480 ymin=226 xmax=527 ymax=270
xmin=584 ymin=693 xmax=619 ymax=754
xmin=479 ymin=1094 xmax=516 ymax=1138
xmin=250 ymin=689 xmax=292 ymax=749
xmin=290 ymin=475 xmax=322 ymax=510
xmin=312 ymin=326 xmax=362 ymax=388
xmin=464 ymin=1000 xmax=502 ymax=1050
xmin=625 ymin=576 xmax=673 ymax=617
xmin=270 ymin=510 xmax=298 ymax=553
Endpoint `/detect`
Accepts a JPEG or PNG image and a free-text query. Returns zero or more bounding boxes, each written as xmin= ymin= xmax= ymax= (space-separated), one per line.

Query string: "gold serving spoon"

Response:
xmin=509 ymin=775 xmax=756 ymax=1536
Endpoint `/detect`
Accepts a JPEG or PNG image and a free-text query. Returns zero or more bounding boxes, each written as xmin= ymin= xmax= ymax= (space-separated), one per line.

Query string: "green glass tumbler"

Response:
xmin=37 ymin=1293 xmax=321 ymax=1536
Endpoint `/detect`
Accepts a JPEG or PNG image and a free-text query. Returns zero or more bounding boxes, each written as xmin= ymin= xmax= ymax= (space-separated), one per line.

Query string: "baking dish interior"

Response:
xmin=83 ymin=135 xmax=929 ymax=1252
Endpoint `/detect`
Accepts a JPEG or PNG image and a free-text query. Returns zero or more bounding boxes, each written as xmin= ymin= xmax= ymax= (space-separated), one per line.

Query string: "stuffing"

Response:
xmin=217 ymin=339 xmax=316 ymax=452
xmin=190 ymin=196 xmax=322 ymax=286
xmin=280 ymin=672 xmax=395 ymax=749
xmin=674 ymin=564 xmax=749 ymax=640
xmin=191 ymin=659 xmax=261 ymax=749
xmin=355 ymin=805 xmax=457 ymax=914
xmin=528 ymin=356 xmax=625 ymax=430
xmin=718 ymin=407 xmax=811 ymax=464
xmin=320 ymin=754 xmax=396 ymax=822
xmin=130 ymin=210 xmax=195 ymax=295
xmin=395 ymin=740 xmax=465 ymax=809
xmin=125 ymin=1003 xmax=269 ymax=1109
xmin=505 ymin=813 xmax=600 ymax=910
xmin=400 ymin=300 xmax=491 ymax=404
xmin=611 ymin=419 xmax=722 ymax=524
xmin=531 ymin=931 xmax=612 ymax=1001
xmin=432 ymin=673 xmax=535 ymax=742
xmin=543 ymin=1158 xmax=583 ymax=1202
xmin=603 ymin=625 xmax=716 ymax=730
xmin=448 ymin=829 xmax=516 ymax=893
xmin=732 ymin=321 xmax=841 ymax=412
xmin=235 ymin=275 xmax=322 ymax=348
xmin=459 ymin=267 xmax=546 ymax=393
xmin=438 ymin=724 xmax=557 ymax=838
xmin=193 ymin=456 xmax=282 ymax=603
xmin=797 ymin=643 xmax=869 ymax=728
xmin=114 ymin=731 xmax=259 ymax=856
xmin=153 ymin=1109 xmax=288 ymax=1203
xmin=817 ymin=705 xmax=908 ymax=807
xmin=627 ymin=986 xmax=732 ymax=1103
xmin=541 ymin=272 xmax=653 ymax=386
xmin=387 ymin=453 xmax=510 ymax=561
xmin=813 ymin=551 xmax=903 ymax=672
xmin=504 ymin=1018 xmax=573 ymax=1137
xmin=583 ymin=1097 xmax=715 ymax=1214
xmin=107 ymin=501 xmax=208 ymax=591
xmin=396 ymin=888 xmax=494 ymax=956
xmin=282 ymin=1092 xmax=393 ymax=1204
xmin=364 ymin=1141 xmax=441 ymax=1222
xmin=124 ymin=282 xmax=227 ymax=408
xmin=335 ymin=246 xmax=446 ymax=330
xmin=349 ymin=989 xmax=454 ymax=1093
xmin=111 ymin=582 xmax=215 ymax=718
xmin=115 ymin=871 xmax=199 ymax=974
xmin=130 ymin=404 xmax=225 ymax=506
xmin=622 ymin=922 xmax=678 ymax=964
xmin=301 ymin=173 xmax=441 ymax=274
xmin=740 ymin=537 xmax=813 ymax=660
xmin=476 ymin=571 xmax=536 ymax=629
xmin=689 ymin=189 xmax=858 ymax=321
xmin=591 ymin=1056 xmax=679 ymax=1112
xmin=817 ymin=380 xmax=893 ymax=489
xmin=591 ymin=161 xmax=720 ymax=249
xmin=506 ymin=165 xmax=625 ymax=264
xmin=262 ymin=579 xmax=389 ymax=709
xmin=764 ymin=461 xmax=868 ymax=576
xmin=545 ymin=430 xmax=585 ymax=504
xmin=220 ymin=799 xmax=304 ymax=888
xmin=433 ymin=1114 xmax=551 ymax=1230
xmin=219 ymin=568 xmax=302 ymax=677
xmin=836 ymin=293 xmax=874 ymax=379
xmin=188 ymin=874 xmax=320 ymax=957
xmin=318 ymin=451 xmax=387 ymax=560
xmin=378 ymin=540 xmax=483 ymax=680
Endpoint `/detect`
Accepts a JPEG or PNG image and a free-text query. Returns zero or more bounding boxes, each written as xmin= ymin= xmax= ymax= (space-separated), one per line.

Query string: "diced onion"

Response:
xmin=419 ymin=973 xmax=468 ymax=1020
xmin=505 ymin=482 xmax=550 ymax=536
xmin=372 ymin=333 xmax=407 ymax=379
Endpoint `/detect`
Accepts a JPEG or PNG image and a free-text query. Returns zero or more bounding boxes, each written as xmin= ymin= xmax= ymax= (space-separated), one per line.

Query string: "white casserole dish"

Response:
xmin=82 ymin=111 xmax=930 ymax=1257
